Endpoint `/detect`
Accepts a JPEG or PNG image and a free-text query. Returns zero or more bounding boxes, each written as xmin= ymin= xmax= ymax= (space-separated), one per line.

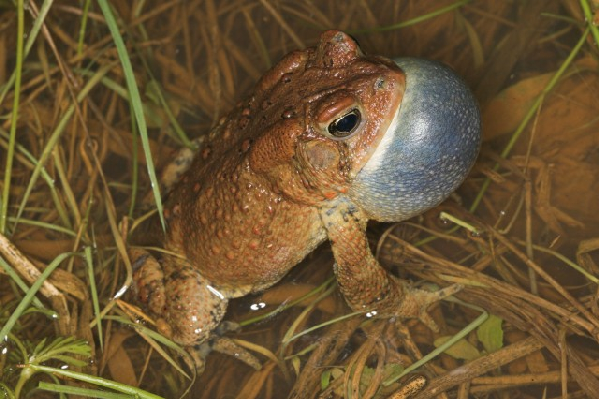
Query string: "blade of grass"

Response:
xmin=7 ymin=217 xmax=75 ymax=237
xmin=1 ymin=0 xmax=25 ymax=234
xmin=240 ymin=276 xmax=336 ymax=327
xmin=0 ymin=251 xmax=73 ymax=340
xmin=39 ymin=382 xmax=133 ymax=399
xmin=96 ymin=0 xmax=165 ymax=231
xmin=0 ymin=256 xmax=48 ymax=311
xmin=128 ymin=104 xmax=139 ymax=218
xmin=514 ymin=238 xmax=599 ymax=284
xmin=51 ymin=150 xmax=78 ymax=230
xmin=145 ymin=80 xmax=192 ymax=147
xmin=243 ymin=10 xmax=271 ymax=69
xmin=76 ymin=0 xmax=92 ymax=57
xmin=84 ymin=246 xmax=104 ymax=351
xmin=0 ymin=128 xmax=72 ymax=229
xmin=383 ymin=311 xmax=489 ymax=386
xmin=13 ymin=62 xmax=116 ymax=230
xmin=104 ymin=312 xmax=191 ymax=379
xmin=283 ymin=308 xmax=363 ymax=344
xmin=29 ymin=365 xmax=165 ymax=399
xmin=469 ymin=27 xmax=589 ymax=213
xmin=0 ymin=0 xmax=53 ymax=106
xmin=0 ymin=383 xmax=16 ymax=399
xmin=579 ymin=0 xmax=599 ymax=50
xmin=351 ymin=0 xmax=470 ymax=34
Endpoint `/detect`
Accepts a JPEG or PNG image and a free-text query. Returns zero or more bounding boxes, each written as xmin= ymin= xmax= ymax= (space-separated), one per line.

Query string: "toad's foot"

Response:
xmin=129 ymin=248 xmax=261 ymax=371
xmin=322 ymin=198 xmax=459 ymax=330
xmin=391 ymin=281 xmax=462 ymax=332
xmin=192 ymin=321 xmax=262 ymax=373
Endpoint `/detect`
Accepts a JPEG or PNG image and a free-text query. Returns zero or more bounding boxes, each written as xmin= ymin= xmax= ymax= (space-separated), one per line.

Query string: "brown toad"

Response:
xmin=130 ymin=30 xmax=481 ymax=370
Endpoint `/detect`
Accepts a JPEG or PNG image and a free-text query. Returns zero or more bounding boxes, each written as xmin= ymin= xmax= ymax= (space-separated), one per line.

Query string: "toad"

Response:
xmin=130 ymin=30 xmax=481 ymax=370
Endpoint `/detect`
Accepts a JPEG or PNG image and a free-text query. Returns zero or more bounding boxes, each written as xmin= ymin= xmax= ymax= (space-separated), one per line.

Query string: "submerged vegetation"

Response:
xmin=1 ymin=0 xmax=599 ymax=398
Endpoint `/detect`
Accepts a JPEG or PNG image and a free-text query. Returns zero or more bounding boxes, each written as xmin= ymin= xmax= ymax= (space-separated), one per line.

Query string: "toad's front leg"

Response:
xmin=320 ymin=197 xmax=460 ymax=331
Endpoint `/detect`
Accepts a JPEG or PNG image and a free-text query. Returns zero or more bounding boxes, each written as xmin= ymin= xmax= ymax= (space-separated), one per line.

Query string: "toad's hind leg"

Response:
xmin=130 ymin=248 xmax=261 ymax=371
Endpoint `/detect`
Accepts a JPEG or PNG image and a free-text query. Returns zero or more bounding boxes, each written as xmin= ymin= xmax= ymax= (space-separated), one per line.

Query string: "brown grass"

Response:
xmin=1 ymin=0 xmax=599 ymax=398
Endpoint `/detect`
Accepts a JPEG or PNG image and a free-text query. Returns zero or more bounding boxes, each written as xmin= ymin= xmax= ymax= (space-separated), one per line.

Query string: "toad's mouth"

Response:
xmin=349 ymin=58 xmax=482 ymax=222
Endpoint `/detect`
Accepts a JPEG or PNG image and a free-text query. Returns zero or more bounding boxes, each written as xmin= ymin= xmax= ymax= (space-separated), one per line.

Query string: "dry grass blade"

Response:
xmin=1 ymin=1 xmax=599 ymax=398
xmin=0 ymin=233 xmax=73 ymax=338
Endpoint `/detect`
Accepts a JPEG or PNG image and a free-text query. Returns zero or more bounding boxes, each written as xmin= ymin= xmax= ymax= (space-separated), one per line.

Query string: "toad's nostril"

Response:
xmin=349 ymin=58 xmax=482 ymax=222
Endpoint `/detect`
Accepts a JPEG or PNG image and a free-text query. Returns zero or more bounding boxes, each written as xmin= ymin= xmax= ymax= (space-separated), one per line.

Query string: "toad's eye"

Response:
xmin=327 ymin=109 xmax=361 ymax=138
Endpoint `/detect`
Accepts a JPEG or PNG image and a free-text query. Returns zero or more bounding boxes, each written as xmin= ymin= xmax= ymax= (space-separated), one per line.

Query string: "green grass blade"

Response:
xmin=29 ymin=365 xmax=166 ymax=399
xmin=0 ymin=127 xmax=72 ymax=229
xmin=7 ymin=217 xmax=75 ymax=237
xmin=0 ymin=0 xmax=53 ymax=106
xmin=0 ymin=251 xmax=73 ymax=340
xmin=351 ymin=0 xmax=470 ymax=34
xmin=0 ymin=383 xmax=15 ymax=399
xmin=39 ymin=382 xmax=133 ymax=399
xmin=96 ymin=0 xmax=165 ymax=230
xmin=469 ymin=27 xmax=589 ymax=213
xmin=77 ymin=0 xmax=92 ymax=56
xmin=85 ymin=246 xmax=104 ymax=351
xmin=383 ymin=311 xmax=489 ymax=386
xmin=12 ymin=62 xmax=115 ymax=229
xmin=1 ymin=0 xmax=25 ymax=234
xmin=0 ymin=256 xmax=48 ymax=311
xmin=579 ymin=0 xmax=599 ymax=50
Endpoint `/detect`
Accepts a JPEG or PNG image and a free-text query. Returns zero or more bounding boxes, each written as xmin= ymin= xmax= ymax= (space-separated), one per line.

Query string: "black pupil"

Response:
xmin=328 ymin=109 xmax=361 ymax=137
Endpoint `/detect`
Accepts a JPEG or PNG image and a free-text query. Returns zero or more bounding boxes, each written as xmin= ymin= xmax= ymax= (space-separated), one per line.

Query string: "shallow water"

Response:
xmin=181 ymin=1 xmax=599 ymax=398
xmin=3 ymin=0 xmax=599 ymax=398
